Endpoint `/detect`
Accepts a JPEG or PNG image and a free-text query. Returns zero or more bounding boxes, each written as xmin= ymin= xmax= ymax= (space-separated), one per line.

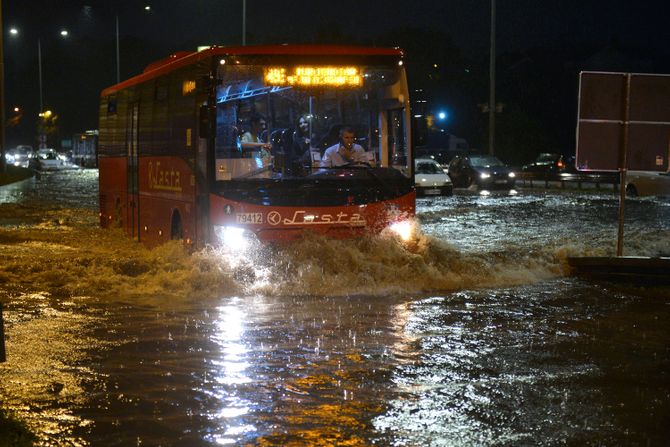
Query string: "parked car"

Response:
xmin=522 ymin=153 xmax=576 ymax=173
xmin=447 ymin=154 xmax=516 ymax=189
xmin=414 ymin=158 xmax=453 ymax=196
xmin=625 ymin=171 xmax=670 ymax=197
xmin=414 ymin=148 xmax=454 ymax=168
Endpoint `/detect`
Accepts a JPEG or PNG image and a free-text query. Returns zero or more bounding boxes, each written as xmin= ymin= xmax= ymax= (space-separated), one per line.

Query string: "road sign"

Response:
xmin=576 ymin=71 xmax=670 ymax=171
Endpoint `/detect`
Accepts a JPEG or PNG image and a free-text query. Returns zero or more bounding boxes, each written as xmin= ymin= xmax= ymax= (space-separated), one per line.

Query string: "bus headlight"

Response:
xmin=508 ymin=172 xmax=516 ymax=178
xmin=480 ymin=173 xmax=491 ymax=179
xmin=214 ymin=225 xmax=258 ymax=252
xmin=388 ymin=220 xmax=415 ymax=242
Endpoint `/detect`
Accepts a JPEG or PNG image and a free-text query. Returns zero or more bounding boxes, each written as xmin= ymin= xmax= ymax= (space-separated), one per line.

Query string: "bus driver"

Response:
xmin=320 ymin=127 xmax=366 ymax=167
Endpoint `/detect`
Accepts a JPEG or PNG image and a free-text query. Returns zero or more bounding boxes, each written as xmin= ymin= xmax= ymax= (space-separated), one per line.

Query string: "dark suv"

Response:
xmin=447 ymin=154 xmax=516 ymax=189
xmin=522 ymin=153 xmax=576 ymax=173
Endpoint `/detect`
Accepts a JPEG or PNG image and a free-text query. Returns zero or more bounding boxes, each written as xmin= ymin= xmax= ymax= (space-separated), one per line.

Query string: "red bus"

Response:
xmin=98 ymin=45 xmax=415 ymax=247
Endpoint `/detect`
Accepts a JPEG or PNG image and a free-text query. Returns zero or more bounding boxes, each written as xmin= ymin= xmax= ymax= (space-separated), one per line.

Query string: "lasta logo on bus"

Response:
xmin=264 ymin=66 xmax=363 ymax=87
xmin=148 ymin=161 xmax=182 ymax=192
xmin=234 ymin=210 xmax=365 ymax=227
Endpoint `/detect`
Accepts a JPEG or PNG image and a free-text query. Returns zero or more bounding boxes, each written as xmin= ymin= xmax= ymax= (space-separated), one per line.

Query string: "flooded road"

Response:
xmin=1 ymin=170 xmax=669 ymax=446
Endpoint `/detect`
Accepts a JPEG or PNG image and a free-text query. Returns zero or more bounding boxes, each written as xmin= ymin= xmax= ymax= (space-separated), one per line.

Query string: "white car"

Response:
xmin=625 ymin=171 xmax=670 ymax=197
xmin=414 ymin=158 xmax=453 ymax=196
xmin=32 ymin=148 xmax=74 ymax=171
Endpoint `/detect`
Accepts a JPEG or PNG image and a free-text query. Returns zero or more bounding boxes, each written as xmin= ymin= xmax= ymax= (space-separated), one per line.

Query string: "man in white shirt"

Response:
xmin=320 ymin=127 xmax=367 ymax=167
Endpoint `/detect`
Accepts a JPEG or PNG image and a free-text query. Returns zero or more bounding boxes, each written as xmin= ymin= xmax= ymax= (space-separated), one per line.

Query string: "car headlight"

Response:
xmin=480 ymin=173 xmax=491 ymax=179
xmin=508 ymin=172 xmax=516 ymax=178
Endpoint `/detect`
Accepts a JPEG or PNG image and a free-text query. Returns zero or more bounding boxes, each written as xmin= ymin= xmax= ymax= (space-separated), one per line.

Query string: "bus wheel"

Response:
xmin=171 ymin=211 xmax=183 ymax=240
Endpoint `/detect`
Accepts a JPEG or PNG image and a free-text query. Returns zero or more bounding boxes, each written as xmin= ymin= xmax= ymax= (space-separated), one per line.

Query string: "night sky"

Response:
xmin=4 ymin=0 xmax=670 ymax=160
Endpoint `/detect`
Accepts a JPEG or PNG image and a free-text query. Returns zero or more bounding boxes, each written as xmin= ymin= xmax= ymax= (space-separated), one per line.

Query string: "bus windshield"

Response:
xmin=213 ymin=63 xmax=410 ymax=181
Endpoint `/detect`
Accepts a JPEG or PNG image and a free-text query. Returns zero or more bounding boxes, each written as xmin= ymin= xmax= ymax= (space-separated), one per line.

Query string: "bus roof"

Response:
xmin=101 ymin=44 xmax=404 ymax=97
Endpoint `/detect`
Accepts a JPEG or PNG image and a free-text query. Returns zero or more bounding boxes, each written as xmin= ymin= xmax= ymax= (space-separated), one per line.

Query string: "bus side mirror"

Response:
xmin=199 ymin=105 xmax=212 ymax=138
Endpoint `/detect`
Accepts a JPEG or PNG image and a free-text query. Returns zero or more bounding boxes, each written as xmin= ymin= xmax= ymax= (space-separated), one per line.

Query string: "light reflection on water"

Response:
xmin=208 ymin=300 xmax=255 ymax=444
xmin=1 ymin=170 xmax=670 ymax=446
xmin=393 ymin=282 xmax=669 ymax=446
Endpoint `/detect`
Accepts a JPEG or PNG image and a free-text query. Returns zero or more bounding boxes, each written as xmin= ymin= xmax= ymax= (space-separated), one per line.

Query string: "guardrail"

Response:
xmin=515 ymin=171 xmax=620 ymax=191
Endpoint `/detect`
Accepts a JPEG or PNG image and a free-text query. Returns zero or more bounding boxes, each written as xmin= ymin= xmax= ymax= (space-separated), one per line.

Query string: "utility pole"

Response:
xmin=488 ymin=0 xmax=496 ymax=156
xmin=38 ymin=39 xmax=43 ymax=113
xmin=242 ymin=0 xmax=246 ymax=45
xmin=116 ymin=15 xmax=120 ymax=84
xmin=0 ymin=0 xmax=7 ymax=173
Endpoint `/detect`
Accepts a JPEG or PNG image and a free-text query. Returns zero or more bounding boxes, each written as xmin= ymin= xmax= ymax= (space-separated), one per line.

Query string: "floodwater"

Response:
xmin=1 ymin=170 xmax=669 ymax=446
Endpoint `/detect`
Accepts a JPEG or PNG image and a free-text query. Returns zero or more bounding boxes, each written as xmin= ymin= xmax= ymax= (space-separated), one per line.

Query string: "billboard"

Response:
xmin=576 ymin=72 xmax=670 ymax=171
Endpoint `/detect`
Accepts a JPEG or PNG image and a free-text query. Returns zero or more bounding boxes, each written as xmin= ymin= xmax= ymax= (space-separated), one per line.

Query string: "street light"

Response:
xmin=0 ymin=0 xmax=5 ymax=172
xmin=116 ymin=15 xmax=120 ymax=83
xmin=242 ymin=0 xmax=246 ymax=45
xmin=488 ymin=0 xmax=496 ymax=156
xmin=9 ymin=26 xmax=68 ymax=148
xmin=38 ymin=38 xmax=43 ymax=114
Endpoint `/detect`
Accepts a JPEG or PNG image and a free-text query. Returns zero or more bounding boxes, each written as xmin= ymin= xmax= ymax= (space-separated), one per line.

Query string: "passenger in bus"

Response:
xmin=241 ymin=114 xmax=272 ymax=164
xmin=292 ymin=115 xmax=317 ymax=171
xmin=293 ymin=115 xmax=312 ymax=154
xmin=320 ymin=126 xmax=367 ymax=167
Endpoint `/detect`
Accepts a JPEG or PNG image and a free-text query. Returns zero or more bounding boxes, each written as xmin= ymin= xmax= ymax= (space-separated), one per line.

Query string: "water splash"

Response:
xmin=2 ymin=203 xmax=669 ymax=302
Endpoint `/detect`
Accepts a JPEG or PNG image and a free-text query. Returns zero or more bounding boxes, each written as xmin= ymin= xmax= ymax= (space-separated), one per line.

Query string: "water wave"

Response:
xmin=2 ymin=201 xmax=669 ymax=301
xmin=0 ymin=215 xmax=559 ymax=301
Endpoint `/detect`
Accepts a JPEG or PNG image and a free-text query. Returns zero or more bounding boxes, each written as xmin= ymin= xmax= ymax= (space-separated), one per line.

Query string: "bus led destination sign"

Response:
xmin=264 ymin=66 xmax=362 ymax=87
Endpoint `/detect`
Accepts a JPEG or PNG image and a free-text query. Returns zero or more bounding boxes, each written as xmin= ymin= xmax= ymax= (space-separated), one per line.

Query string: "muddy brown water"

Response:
xmin=1 ymin=170 xmax=669 ymax=446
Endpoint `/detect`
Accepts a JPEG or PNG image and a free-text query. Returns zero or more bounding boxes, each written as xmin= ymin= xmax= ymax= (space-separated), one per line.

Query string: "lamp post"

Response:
xmin=38 ymin=33 xmax=68 ymax=148
xmin=8 ymin=27 xmax=68 ymax=149
xmin=115 ymin=6 xmax=153 ymax=85
xmin=38 ymin=38 xmax=43 ymax=114
xmin=242 ymin=0 xmax=246 ymax=45
xmin=488 ymin=0 xmax=496 ymax=156
xmin=0 ymin=0 xmax=6 ymax=173
xmin=116 ymin=15 xmax=120 ymax=84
